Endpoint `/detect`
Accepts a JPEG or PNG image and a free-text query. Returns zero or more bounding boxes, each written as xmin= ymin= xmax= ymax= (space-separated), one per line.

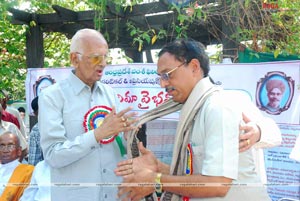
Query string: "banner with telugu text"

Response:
xmin=26 ymin=61 xmax=300 ymax=200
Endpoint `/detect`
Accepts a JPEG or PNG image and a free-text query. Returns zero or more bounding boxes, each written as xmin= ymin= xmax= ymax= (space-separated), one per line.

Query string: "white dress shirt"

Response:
xmin=39 ymin=71 xmax=126 ymax=201
xmin=20 ymin=160 xmax=50 ymax=201
xmin=186 ymin=78 xmax=271 ymax=200
xmin=222 ymin=90 xmax=282 ymax=184
xmin=0 ymin=159 xmax=20 ymax=196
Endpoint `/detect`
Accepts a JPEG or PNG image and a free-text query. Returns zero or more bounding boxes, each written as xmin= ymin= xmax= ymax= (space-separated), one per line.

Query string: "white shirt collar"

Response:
xmin=0 ymin=158 xmax=20 ymax=169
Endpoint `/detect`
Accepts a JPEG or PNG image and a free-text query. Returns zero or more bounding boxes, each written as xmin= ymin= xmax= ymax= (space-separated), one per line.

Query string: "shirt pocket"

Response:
xmin=63 ymin=113 xmax=85 ymax=140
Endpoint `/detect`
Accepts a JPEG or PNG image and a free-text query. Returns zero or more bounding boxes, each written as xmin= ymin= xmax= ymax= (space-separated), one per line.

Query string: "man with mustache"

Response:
xmin=115 ymin=39 xmax=280 ymax=201
xmin=265 ymin=79 xmax=285 ymax=112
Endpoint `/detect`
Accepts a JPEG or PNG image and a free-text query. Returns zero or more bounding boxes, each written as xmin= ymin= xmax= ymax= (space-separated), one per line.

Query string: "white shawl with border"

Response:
xmin=127 ymin=78 xmax=221 ymax=201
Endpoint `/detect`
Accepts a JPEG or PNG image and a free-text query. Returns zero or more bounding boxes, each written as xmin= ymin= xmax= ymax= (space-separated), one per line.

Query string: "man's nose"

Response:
xmin=160 ymin=79 xmax=169 ymax=88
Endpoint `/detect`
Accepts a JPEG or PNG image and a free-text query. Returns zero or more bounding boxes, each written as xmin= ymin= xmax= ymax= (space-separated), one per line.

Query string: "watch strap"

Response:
xmin=154 ymin=173 xmax=162 ymax=193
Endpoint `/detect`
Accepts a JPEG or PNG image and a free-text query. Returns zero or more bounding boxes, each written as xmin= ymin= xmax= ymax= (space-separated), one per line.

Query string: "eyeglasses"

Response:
xmin=0 ymin=144 xmax=18 ymax=151
xmin=158 ymin=62 xmax=186 ymax=81
xmin=76 ymin=52 xmax=112 ymax=65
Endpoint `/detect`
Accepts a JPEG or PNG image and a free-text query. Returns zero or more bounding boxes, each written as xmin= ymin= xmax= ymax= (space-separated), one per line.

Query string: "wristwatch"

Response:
xmin=154 ymin=173 xmax=162 ymax=193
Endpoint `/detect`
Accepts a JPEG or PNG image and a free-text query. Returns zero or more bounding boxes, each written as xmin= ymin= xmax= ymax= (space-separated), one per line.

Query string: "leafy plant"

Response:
xmin=127 ymin=22 xmax=166 ymax=52
xmin=0 ymin=1 xmax=27 ymax=99
xmin=226 ymin=0 xmax=300 ymax=55
xmin=0 ymin=0 xmax=90 ymax=100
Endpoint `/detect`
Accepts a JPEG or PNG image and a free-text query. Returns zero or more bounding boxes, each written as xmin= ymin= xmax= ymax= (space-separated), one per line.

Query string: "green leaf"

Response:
xmin=29 ymin=20 xmax=36 ymax=27
xmin=274 ymin=49 xmax=280 ymax=58
xmin=130 ymin=29 xmax=137 ymax=36
xmin=142 ymin=33 xmax=150 ymax=44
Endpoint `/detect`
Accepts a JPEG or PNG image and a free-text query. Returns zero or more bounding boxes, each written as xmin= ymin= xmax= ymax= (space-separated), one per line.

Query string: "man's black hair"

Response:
xmin=31 ymin=96 xmax=39 ymax=113
xmin=158 ymin=38 xmax=210 ymax=78
xmin=18 ymin=107 xmax=25 ymax=113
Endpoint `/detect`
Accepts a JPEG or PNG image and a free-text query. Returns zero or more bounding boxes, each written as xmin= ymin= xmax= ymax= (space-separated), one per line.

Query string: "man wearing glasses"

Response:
xmin=0 ymin=104 xmax=28 ymax=162
xmin=0 ymin=131 xmax=34 ymax=200
xmin=39 ymin=29 xmax=138 ymax=201
xmin=116 ymin=39 xmax=279 ymax=201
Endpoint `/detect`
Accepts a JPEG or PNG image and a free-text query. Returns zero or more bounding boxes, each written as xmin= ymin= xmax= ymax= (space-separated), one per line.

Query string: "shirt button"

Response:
xmin=104 ymin=194 xmax=107 ymax=198
xmin=91 ymin=146 xmax=95 ymax=150
xmin=103 ymin=169 xmax=106 ymax=173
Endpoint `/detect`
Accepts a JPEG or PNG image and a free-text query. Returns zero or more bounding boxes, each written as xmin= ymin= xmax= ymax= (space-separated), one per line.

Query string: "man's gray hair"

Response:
xmin=0 ymin=130 xmax=21 ymax=147
xmin=70 ymin=29 xmax=106 ymax=53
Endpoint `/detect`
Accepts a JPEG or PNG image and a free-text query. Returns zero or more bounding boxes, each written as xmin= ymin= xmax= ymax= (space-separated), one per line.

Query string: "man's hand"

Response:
xmin=115 ymin=142 xmax=158 ymax=201
xmin=115 ymin=142 xmax=158 ymax=176
xmin=239 ymin=113 xmax=261 ymax=152
xmin=94 ymin=106 xmax=138 ymax=142
xmin=118 ymin=168 xmax=156 ymax=201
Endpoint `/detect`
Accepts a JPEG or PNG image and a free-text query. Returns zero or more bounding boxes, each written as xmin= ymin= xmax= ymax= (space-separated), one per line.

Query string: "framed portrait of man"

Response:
xmin=256 ymin=71 xmax=294 ymax=115
xmin=33 ymin=75 xmax=56 ymax=97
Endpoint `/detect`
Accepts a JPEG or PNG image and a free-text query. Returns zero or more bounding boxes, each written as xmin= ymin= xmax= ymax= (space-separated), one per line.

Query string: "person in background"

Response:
xmin=0 ymin=90 xmax=20 ymax=130
xmin=0 ymin=131 xmax=34 ymax=200
xmin=28 ymin=96 xmax=43 ymax=166
xmin=0 ymin=89 xmax=27 ymax=139
xmin=39 ymin=28 xmax=138 ymax=201
xmin=116 ymin=39 xmax=278 ymax=201
xmin=18 ymin=107 xmax=26 ymax=122
xmin=0 ymin=104 xmax=28 ymax=162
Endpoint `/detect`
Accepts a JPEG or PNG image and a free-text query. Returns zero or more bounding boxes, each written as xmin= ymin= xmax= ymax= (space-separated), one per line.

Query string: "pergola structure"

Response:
xmin=9 ymin=0 xmax=239 ymax=68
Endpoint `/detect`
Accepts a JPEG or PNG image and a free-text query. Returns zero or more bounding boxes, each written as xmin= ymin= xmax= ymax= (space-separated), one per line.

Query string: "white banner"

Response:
xmin=26 ymin=61 xmax=300 ymax=200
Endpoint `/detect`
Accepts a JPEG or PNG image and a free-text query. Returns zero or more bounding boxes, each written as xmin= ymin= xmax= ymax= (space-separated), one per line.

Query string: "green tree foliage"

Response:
xmin=0 ymin=1 xmax=27 ymax=100
xmin=0 ymin=0 xmax=91 ymax=100
xmin=161 ymin=1 xmax=300 ymax=59
xmin=234 ymin=0 xmax=300 ymax=56
xmin=1 ymin=0 xmax=300 ymax=100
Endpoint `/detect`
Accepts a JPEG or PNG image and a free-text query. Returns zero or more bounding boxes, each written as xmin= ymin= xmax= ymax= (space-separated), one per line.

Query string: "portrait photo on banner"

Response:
xmin=33 ymin=75 xmax=56 ymax=97
xmin=256 ymin=71 xmax=295 ymax=115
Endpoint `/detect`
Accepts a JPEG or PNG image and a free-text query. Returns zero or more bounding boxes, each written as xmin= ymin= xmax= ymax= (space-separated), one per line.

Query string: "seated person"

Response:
xmin=0 ymin=104 xmax=28 ymax=162
xmin=0 ymin=131 xmax=34 ymax=201
xmin=20 ymin=160 xmax=50 ymax=201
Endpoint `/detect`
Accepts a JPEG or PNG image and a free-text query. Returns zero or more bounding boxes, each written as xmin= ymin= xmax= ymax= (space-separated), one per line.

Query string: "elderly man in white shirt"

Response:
xmin=0 ymin=104 xmax=28 ymax=161
xmin=39 ymin=28 xmax=138 ymax=201
xmin=0 ymin=131 xmax=34 ymax=200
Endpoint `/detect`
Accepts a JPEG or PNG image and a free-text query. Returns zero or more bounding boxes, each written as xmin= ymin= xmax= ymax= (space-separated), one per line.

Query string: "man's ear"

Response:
xmin=189 ymin=58 xmax=201 ymax=73
xmin=70 ymin=52 xmax=79 ymax=67
xmin=17 ymin=147 xmax=22 ymax=158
